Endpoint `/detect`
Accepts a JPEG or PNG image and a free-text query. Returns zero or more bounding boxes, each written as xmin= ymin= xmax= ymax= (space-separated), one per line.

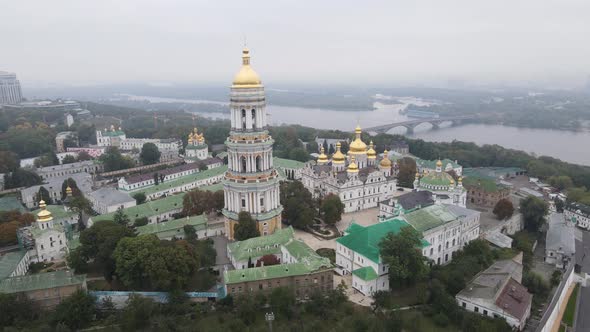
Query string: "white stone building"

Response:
xmin=96 ymin=125 xmax=181 ymax=153
xmin=86 ymin=187 xmax=136 ymax=214
xmin=414 ymin=160 xmax=467 ymax=207
xmin=19 ymin=201 xmax=70 ymax=263
xmin=20 ymin=172 xmax=94 ymax=209
xmin=565 ymin=202 xmax=590 ymax=230
xmin=336 ymin=203 xmax=480 ymax=296
xmin=302 ymin=128 xmax=397 ymax=213
xmin=222 ymin=48 xmax=283 ymax=240
xmin=36 ymin=160 xmax=102 ymax=180
xmin=456 ymin=255 xmax=532 ymax=330
xmin=545 ymin=213 xmax=576 ymax=268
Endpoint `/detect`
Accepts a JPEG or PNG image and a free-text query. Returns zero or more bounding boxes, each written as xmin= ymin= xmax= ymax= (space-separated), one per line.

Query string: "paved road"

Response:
xmin=575 ymin=230 xmax=590 ymax=331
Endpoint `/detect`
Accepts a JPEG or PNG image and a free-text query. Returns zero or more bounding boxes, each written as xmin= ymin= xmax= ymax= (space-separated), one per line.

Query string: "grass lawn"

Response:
xmin=562 ymin=283 xmax=580 ymax=327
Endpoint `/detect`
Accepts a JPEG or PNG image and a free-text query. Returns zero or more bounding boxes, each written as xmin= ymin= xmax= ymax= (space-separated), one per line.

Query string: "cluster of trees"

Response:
xmin=68 ymin=219 xmax=217 ymax=291
xmin=396 ymin=157 xmax=417 ymax=188
xmin=0 ymin=210 xmax=35 ymax=246
xmin=99 ymin=147 xmax=135 ymax=172
xmin=139 ymin=143 xmax=161 ymax=165
xmin=520 ymin=196 xmax=549 ymax=232
xmin=234 ymin=211 xmax=260 ymax=241
xmin=182 ymin=189 xmax=224 ymax=216
xmin=493 ymin=198 xmax=514 ymax=220
xmin=279 ymin=181 xmax=344 ymax=230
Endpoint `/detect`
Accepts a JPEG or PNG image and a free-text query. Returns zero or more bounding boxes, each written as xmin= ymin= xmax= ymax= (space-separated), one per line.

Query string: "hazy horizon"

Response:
xmin=2 ymin=0 xmax=590 ymax=89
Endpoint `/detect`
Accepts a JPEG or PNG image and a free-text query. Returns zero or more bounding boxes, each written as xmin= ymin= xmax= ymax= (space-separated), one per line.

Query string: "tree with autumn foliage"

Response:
xmin=256 ymin=254 xmax=281 ymax=267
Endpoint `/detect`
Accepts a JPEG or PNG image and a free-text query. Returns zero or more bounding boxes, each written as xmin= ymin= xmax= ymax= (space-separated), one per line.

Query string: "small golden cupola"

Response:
xmin=367 ymin=141 xmax=377 ymax=159
xmin=349 ymin=125 xmax=367 ymax=155
xmin=36 ymin=200 xmax=53 ymax=223
xmin=65 ymin=185 xmax=72 ymax=196
xmin=232 ymin=48 xmax=262 ymax=88
xmin=332 ymin=142 xmax=346 ymax=164
xmin=347 ymin=155 xmax=359 ymax=173
xmin=379 ymin=150 xmax=392 ymax=168
xmin=317 ymin=146 xmax=329 ymax=164
xmin=187 ymin=131 xmax=194 ymax=145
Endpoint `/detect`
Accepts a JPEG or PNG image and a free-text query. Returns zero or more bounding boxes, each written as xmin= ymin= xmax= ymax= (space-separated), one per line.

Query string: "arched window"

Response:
xmin=241 ymin=156 xmax=247 ymax=173
xmin=256 ymin=155 xmax=262 ymax=172
xmin=241 ymin=109 xmax=247 ymax=130
xmin=251 ymin=109 xmax=257 ymax=130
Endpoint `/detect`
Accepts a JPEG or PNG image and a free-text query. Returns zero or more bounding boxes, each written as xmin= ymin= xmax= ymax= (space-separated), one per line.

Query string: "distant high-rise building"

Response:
xmin=0 ymin=71 xmax=23 ymax=105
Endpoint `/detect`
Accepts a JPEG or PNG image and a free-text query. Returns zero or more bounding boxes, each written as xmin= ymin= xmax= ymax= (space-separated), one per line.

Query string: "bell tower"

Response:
xmin=222 ymin=48 xmax=283 ymax=240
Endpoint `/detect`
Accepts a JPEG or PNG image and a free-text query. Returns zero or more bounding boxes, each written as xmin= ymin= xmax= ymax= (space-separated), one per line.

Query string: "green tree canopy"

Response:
xmin=36 ymin=186 xmax=52 ymax=205
xmin=3 ymin=169 xmax=42 ymax=189
xmin=132 ymin=192 xmax=147 ymax=205
xmin=113 ymin=235 xmax=198 ymax=290
xmin=396 ymin=157 xmax=417 ymax=188
xmin=100 ymin=147 xmax=135 ymax=172
xmin=379 ymin=226 xmax=429 ymax=288
xmin=79 ymin=220 xmax=135 ymax=280
xmin=51 ymin=290 xmax=96 ymax=330
xmin=113 ymin=206 xmax=130 ymax=226
xmin=280 ymin=181 xmax=316 ymax=229
xmin=140 ymin=142 xmax=161 ymax=165
xmin=520 ymin=196 xmax=549 ymax=232
xmin=320 ymin=194 xmax=344 ymax=225
xmin=234 ymin=211 xmax=260 ymax=241
xmin=0 ymin=151 xmax=20 ymax=173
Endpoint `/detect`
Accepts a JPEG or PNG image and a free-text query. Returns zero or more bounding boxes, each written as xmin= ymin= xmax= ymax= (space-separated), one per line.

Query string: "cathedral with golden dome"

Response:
xmin=301 ymin=125 xmax=397 ymax=213
xmin=184 ymin=127 xmax=209 ymax=162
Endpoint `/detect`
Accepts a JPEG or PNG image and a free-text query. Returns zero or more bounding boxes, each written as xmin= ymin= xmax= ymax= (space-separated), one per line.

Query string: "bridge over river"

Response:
xmin=363 ymin=115 xmax=480 ymax=134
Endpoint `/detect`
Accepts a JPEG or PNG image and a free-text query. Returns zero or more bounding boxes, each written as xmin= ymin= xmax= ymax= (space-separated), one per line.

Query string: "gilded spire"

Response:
xmin=367 ymin=141 xmax=376 ymax=159
xmin=66 ymin=185 xmax=72 ymax=197
xmin=317 ymin=146 xmax=328 ymax=164
xmin=232 ymin=47 xmax=262 ymax=87
xmin=379 ymin=149 xmax=392 ymax=168
xmin=332 ymin=142 xmax=346 ymax=164
xmin=37 ymin=200 xmax=53 ymax=223
xmin=349 ymin=125 xmax=367 ymax=154
xmin=347 ymin=155 xmax=359 ymax=173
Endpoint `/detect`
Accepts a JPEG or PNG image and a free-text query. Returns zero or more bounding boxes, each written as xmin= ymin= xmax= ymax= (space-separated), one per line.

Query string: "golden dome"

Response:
xmin=317 ymin=146 xmax=328 ymax=164
xmin=66 ymin=186 xmax=72 ymax=196
xmin=37 ymin=200 xmax=53 ymax=223
xmin=436 ymin=160 xmax=443 ymax=167
xmin=450 ymin=178 xmax=455 ymax=184
xmin=379 ymin=150 xmax=392 ymax=168
xmin=232 ymin=48 xmax=262 ymax=87
xmin=347 ymin=156 xmax=359 ymax=173
xmin=367 ymin=141 xmax=376 ymax=159
xmin=349 ymin=125 xmax=367 ymax=154
xmin=458 ymin=176 xmax=463 ymax=183
xmin=332 ymin=142 xmax=346 ymax=164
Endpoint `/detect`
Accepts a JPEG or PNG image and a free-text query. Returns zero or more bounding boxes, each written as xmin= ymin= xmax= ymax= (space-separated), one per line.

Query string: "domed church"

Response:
xmin=414 ymin=160 xmax=467 ymax=207
xmin=301 ymin=125 xmax=397 ymax=213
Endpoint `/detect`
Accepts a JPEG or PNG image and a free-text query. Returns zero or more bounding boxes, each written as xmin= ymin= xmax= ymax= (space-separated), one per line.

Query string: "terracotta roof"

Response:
xmin=495 ymin=278 xmax=532 ymax=321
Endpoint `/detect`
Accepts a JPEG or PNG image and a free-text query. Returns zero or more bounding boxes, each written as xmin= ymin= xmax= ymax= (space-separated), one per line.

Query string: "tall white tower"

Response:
xmin=223 ymin=48 xmax=282 ymax=240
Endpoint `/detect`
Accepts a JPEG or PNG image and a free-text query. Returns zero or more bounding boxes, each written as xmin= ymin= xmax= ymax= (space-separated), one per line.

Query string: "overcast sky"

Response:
xmin=2 ymin=0 xmax=589 ymax=88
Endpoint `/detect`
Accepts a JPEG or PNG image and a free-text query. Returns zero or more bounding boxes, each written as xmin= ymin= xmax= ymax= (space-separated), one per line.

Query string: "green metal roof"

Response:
xmin=416 ymin=158 xmax=460 ymax=170
xmin=91 ymin=193 xmax=185 ymax=224
xmin=462 ymin=176 xmax=509 ymax=193
xmin=224 ymin=227 xmax=332 ymax=284
xmin=0 ymin=251 xmax=27 ymax=280
xmin=32 ymin=205 xmax=77 ymax=221
xmin=0 ymin=196 xmax=26 ymax=213
xmin=136 ymin=214 xmax=207 ymax=238
xmin=336 ymin=219 xmax=428 ymax=264
xmin=228 ymin=227 xmax=294 ymax=262
xmin=419 ymin=171 xmax=455 ymax=187
xmin=401 ymin=204 xmax=457 ymax=233
xmin=344 ymin=222 xmax=365 ymax=234
xmin=133 ymin=165 xmax=227 ymax=197
xmin=273 ymin=157 xmax=305 ymax=169
xmin=0 ymin=270 xmax=86 ymax=293
xmin=352 ymin=266 xmax=378 ymax=281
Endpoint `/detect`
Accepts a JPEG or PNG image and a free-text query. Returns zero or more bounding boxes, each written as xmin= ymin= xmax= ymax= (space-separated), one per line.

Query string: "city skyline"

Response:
xmin=2 ymin=0 xmax=590 ymax=88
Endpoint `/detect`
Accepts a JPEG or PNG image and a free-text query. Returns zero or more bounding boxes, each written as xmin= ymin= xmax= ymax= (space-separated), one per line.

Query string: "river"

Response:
xmin=122 ymin=95 xmax=590 ymax=166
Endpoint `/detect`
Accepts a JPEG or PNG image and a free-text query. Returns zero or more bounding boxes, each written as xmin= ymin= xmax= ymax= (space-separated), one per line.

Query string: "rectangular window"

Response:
xmin=483 ymin=310 xmax=488 ymax=316
xmin=474 ymin=306 xmax=479 ymax=313
xmin=241 ymin=199 xmax=246 ymax=207
xmin=462 ymin=302 xmax=466 ymax=308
